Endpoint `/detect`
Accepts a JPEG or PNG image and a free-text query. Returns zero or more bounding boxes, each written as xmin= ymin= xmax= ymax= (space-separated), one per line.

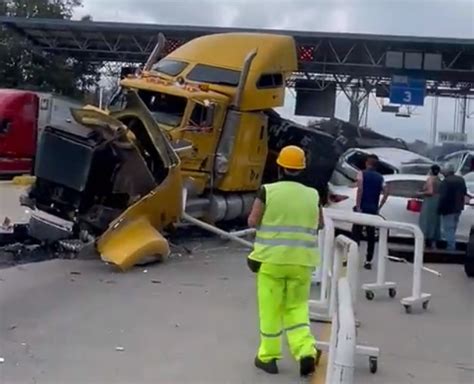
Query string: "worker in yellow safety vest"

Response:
xmin=247 ymin=145 xmax=323 ymax=377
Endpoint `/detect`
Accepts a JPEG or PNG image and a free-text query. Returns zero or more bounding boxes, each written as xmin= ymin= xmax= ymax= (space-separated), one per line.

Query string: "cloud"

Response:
xmin=76 ymin=0 xmax=474 ymax=143
xmin=78 ymin=0 xmax=473 ymax=37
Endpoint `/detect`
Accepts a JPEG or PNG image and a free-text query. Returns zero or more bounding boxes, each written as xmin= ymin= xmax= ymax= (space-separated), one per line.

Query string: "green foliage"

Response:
xmin=0 ymin=1 xmax=101 ymax=98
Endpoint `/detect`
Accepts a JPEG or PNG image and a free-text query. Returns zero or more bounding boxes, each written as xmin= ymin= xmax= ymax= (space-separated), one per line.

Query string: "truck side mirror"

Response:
xmin=204 ymin=104 xmax=215 ymax=127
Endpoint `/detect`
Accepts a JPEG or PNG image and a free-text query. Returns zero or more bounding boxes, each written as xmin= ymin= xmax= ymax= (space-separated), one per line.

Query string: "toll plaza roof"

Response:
xmin=1 ymin=16 xmax=473 ymax=85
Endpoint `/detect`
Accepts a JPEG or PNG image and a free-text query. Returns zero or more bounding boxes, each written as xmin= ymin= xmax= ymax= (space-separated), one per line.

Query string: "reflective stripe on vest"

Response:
xmin=254 ymin=237 xmax=317 ymax=249
xmin=258 ymin=225 xmax=318 ymax=236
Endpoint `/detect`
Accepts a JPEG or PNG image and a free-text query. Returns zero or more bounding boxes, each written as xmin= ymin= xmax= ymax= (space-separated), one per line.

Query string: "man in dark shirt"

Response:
xmin=352 ymin=154 xmax=389 ymax=270
xmin=438 ymin=165 xmax=469 ymax=251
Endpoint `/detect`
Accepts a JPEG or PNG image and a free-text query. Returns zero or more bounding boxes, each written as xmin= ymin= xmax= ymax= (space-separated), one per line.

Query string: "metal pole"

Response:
xmin=332 ymin=278 xmax=356 ymax=384
xmin=99 ymin=87 xmax=104 ymax=109
xmin=430 ymin=96 xmax=439 ymax=147
xmin=375 ymin=228 xmax=388 ymax=285
xmin=328 ymin=243 xmax=342 ymax=317
xmin=181 ymin=213 xmax=253 ymax=248
xmin=229 ymin=228 xmax=256 ymax=237
xmin=325 ymin=299 xmax=338 ymax=384
xmin=460 ymin=95 xmax=467 ymax=135
xmin=346 ymin=242 xmax=360 ymax=315
xmin=412 ymin=230 xmax=424 ymax=298
xmin=320 ymin=218 xmax=335 ymax=304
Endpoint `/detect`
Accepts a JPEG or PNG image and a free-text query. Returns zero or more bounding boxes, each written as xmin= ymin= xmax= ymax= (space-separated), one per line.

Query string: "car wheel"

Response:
xmin=465 ymin=227 xmax=474 ymax=278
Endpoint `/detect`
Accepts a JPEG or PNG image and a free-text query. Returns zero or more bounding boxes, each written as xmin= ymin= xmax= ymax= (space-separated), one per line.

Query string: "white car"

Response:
xmin=330 ymin=147 xmax=434 ymax=186
xmin=438 ymin=150 xmax=473 ymax=176
xmin=328 ymin=174 xmax=474 ymax=244
xmin=464 ymin=172 xmax=474 ymax=195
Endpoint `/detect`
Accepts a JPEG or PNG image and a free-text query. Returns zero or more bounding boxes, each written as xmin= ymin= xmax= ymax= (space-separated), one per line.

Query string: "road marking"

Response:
xmin=312 ymin=323 xmax=332 ymax=384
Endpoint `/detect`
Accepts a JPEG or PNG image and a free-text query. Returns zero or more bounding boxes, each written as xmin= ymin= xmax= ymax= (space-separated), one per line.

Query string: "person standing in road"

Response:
xmin=418 ymin=165 xmax=442 ymax=249
xmin=247 ymin=145 xmax=322 ymax=377
xmin=438 ymin=164 xmax=469 ymax=251
xmin=352 ymin=154 xmax=389 ymax=270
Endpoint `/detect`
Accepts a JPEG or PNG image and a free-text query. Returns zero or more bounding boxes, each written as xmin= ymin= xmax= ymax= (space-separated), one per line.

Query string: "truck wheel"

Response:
xmin=464 ymin=227 xmax=474 ymax=278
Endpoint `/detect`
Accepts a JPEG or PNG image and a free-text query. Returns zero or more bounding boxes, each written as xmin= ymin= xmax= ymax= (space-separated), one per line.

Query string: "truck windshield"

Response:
xmin=137 ymin=90 xmax=187 ymax=128
xmin=151 ymin=59 xmax=188 ymax=76
xmin=187 ymin=64 xmax=241 ymax=86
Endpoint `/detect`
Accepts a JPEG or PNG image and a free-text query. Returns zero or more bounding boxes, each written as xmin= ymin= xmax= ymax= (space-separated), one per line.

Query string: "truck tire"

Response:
xmin=465 ymin=227 xmax=474 ymax=278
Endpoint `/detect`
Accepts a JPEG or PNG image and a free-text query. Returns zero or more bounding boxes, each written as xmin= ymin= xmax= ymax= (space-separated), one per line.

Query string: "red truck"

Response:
xmin=0 ymin=89 xmax=81 ymax=178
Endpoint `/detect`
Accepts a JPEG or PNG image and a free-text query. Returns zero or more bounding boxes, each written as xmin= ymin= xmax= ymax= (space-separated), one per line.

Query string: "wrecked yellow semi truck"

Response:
xmin=112 ymin=33 xmax=298 ymax=217
xmin=24 ymin=32 xmax=333 ymax=270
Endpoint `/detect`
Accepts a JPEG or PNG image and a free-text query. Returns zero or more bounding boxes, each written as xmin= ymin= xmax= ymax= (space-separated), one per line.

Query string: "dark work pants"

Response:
xmin=351 ymin=223 xmax=376 ymax=263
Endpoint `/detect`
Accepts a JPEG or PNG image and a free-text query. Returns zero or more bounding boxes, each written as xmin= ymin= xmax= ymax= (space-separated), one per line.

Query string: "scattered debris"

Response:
xmin=58 ymin=240 xmax=84 ymax=253
xmin=0 ymin=357 xmax=4 ymax=363
xmin=9 ymin=324 xmax=17 ymax=331
xmin=70 ymin=271 xmax=81 ymax=275
xmin=115 ymin=347 xmax=125 ymax=352
xmin=1 ymin=217 xmax=12 ymax=231
xmin=143 ymin=269 xmax=148 ymax=273
xmin=219 ymin=277 xmax=229 ymax=281
xmin=151 ymin=280 xmax=162 ymax=284
xmin=105 ymin=280 xmax=117 ymax=285
xmin=174 ymin=323 xmax=180 ymax=328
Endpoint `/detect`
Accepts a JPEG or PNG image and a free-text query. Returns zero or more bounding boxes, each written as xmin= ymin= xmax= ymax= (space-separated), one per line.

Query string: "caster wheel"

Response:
xmin=388 ymin=288 xmax=397 ymax=298
xmin=422 ymin=301 xmax=429 ymax=310
xmin=365 ymin=290 xmax=375 ymax=301
xmin=404 ymin=305 xmax=412 ymax=314
xmin=315 ymin=349 xmax=323 ymax=366
xmin=369 ymin=356 xmax=378 ymax=374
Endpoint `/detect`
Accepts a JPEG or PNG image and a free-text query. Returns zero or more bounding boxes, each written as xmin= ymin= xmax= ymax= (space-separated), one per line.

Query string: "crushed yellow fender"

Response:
xmin=97 ymin=217 xmax=170 ymax=271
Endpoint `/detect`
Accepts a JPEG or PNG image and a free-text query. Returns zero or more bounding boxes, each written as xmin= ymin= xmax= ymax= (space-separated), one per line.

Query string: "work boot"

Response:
xmin=300 ymin=356 xmax=316 ymax=376
xmin=364 ymin=261 xmax=372 ymax=270
xmin=254 ymin=357 xmax=279 ymax=374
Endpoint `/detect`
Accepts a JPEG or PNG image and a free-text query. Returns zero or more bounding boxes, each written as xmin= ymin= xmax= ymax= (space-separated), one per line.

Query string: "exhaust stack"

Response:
xmin=232 ymin=49 xmax=258 ymax=109
xmin=143 ymin=33 xmax=167 ymax=72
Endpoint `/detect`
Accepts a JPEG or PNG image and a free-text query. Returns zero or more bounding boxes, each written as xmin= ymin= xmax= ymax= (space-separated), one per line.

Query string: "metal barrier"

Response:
xmin=325 ymin=278 xmax=356 ymax=383
xmin=314 ymin=233 xmax=379 ymax=380
xmin=310 ymin=232 xmax=359 ymax=322
xmin=323 ymin=208 xmax=432 ymax=313
xmin=308 ymin=218 xmax=336 ymax=320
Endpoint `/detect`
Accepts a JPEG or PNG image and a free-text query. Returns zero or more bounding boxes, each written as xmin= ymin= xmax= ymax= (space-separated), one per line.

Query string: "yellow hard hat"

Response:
xmin=276 ymin=145 xmax=306 ymax=170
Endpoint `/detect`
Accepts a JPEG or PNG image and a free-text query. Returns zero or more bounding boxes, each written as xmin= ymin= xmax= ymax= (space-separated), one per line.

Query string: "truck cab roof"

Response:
xmin=140 ymin=33 xmax=298 ymax=111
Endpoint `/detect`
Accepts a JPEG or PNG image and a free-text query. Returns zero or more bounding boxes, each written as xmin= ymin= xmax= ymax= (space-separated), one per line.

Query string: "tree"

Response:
xmin=0 ymin=1 xmax=101 ymax=98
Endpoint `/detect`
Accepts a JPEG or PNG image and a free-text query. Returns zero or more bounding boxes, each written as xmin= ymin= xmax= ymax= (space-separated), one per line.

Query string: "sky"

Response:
xmin=76 ymin=0 xmax=474 ymax=144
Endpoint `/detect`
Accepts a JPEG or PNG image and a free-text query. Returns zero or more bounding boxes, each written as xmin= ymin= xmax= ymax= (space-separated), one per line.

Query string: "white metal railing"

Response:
xmin=323 ymin=209 xmax=432 ymax=313
xmin=310 ymin=233 xmax=359 ymax=322
xmin=325 ymin=277 xmax=356 ymax=384
xmin=313 ymin=231 xmax=380 ymax=381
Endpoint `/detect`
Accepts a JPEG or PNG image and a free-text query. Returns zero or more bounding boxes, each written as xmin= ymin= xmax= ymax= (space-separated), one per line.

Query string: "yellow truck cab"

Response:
xmin=113 ymin=33 xmax=297 ymax=199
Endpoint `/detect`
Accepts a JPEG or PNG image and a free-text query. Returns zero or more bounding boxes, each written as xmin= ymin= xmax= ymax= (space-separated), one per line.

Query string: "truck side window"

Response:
xmin=0 ymin=119 xmax=11 ymax=135
xmin=190 ymin=104 xmax=213 ymax=126
xmin=257 ymin=73 xmax=284 ymax=89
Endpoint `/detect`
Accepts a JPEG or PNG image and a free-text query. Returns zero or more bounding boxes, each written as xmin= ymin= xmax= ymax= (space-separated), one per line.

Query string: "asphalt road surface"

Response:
xmin=1 ymin=239 xmax=473 ymax=384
